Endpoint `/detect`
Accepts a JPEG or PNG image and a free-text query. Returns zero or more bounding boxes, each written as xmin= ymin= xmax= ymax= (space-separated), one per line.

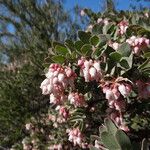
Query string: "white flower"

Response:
xmin=80 ymin=10 xmax=85 ymax=16
xmin=50 ymin=94 xmax=56 ymax=103
xmin=105 ymin=89 xmax=115 ymax=100
xmin=58 ymin=73 xmax=65 ymax=82
xmin=93 ymin=62 xmax=100 ymax=71
xmin=53 ymin=77 xmax=58 ymax=84
xmin=25 ymin=123 xmax=32 ymax=130
xmin=84 ymin=61 xmax=90 ymax=69
xmin=45 ymin=71 xmax=53 ymax=78
xmin=83 ymin=69 xmax=90 ymax=82
xmin=40 ymin=78 xmax=49 ymax=87
xmin=112 ymin=42 xmax=119 ymax=50
xmin=97 ymin=18 xmax=103 ymax=23
xmin=89 ymin=67 xmax=97 ymax=78
xmin=118 ymin=84 xmax=131 ymax=97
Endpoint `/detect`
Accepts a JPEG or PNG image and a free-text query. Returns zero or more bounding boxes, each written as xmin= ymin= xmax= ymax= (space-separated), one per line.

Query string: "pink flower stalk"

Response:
xmin=40 ymin=64 xmax=76 ymax=104
xmin=136 ymin=80 xmax=150 ymax=99
xmin=78 ymin=58 xmax=102 ymax=82
xmin=118 ymin=21 xmax=128 ymax=35
xmin=68 ymin=92 xmax=86 ymax=107
xmin=67 ymin=128 xmax=83 ymax=146
xmin=126 ymin=36 xmax=150 ymax=55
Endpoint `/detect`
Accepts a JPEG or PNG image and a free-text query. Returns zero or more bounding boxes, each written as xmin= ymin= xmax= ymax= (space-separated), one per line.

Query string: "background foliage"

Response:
xmin=0 ymin=0 xmax=82 ymax=147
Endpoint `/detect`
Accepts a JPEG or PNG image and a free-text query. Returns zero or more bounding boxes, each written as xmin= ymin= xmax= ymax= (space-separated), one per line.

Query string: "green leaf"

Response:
xmin=75 ymin=40 xmax=84 ymax=52
xmin=101 ymin=131 xmax=120 ymax=150
xmin=99 ymin=126 xmax=107 ymax=134
xmin=105 ymin=45 xmax=115 ymax=56
xmin=78 ymin=31 xmax=91 ymax=43
xmin=115 ymin=130 xmax=132 ymax=150
xmin=103 ymin=23 xmax=115 ymax=34
xmin=109 ymin=52 xmax=122 ymax=62
xmin=55 ymin=45 xmax=69 ymax=55
xmin=127 ymin=25 xmax=150 ymax=37
xmin=98 ymin=34 xmax=110 ymax=46
xmin=51 ymin=55 xmax=65 ymax=64
xmin=138 ymin=58 xmax=150 ymax=70
xmin=52 ymin=41 xmax=64 ymax=49
xmin=144 ymin=52 xmax=150 ymax=58
xmin=104 ymin=118 xmax=117 ymax=136
xmin=65 ymin=39 xmax=74 ymax=48
xmin=118 ymin=43 xmax=131 ymax=57
xmin=81 ymin=44 xmax=92 ymax=56
xmin=117 ymin=54 xmax=133 ymax=74
xmin=120 ymin=59 xmax=130 ymax=69
xmin=92 ymin=24 xmax=103 ymax=35
xmin=65 ymin=39 xmax=75 ymax=52
xmin=90 ymin=35 xmax=99 ymax=46
xmin=92 ymin=46 xmax=105 ymax=59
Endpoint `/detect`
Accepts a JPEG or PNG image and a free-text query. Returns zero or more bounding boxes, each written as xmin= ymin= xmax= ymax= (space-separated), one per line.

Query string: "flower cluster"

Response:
xmin=40 ymin=64 xmax=76 ymax=104
xmin=126 ymin=36 xmax=150 ymax=55
xmin=68 ymin=92 xmax=86 ymax=107
xmin=101 ymin=78 xmax=132 ymax=131
xmin=118 ymin=21 xmax=128 ymax=35
xmin=78 ymin=57 xmax=102 ymax=82
xmin=67 ymin=128 xmax=84 ymax=146
xmin=97 ymin=18 xmax=109 ymax=25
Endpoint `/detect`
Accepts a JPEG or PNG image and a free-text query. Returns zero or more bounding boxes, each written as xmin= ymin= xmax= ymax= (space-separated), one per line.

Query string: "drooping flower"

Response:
xmin=40 ymin=64 xmax=76 ymax=104
xmin=126 ymin=36 xmax=150 ymax=55
xmin=68 ymin=92 xmax=86 ymax=107
xmin=67 ymin=128 xmax=83 ymax=146
xmin=118 ymin=83 xmax=132 ymax=97
xmin=59 ymin=106 xmax=69 ymax=119
xmin=78 ymin=58 xmax=102 ymax=82
xmin=118 ymin=20 xmax=128 ymax=35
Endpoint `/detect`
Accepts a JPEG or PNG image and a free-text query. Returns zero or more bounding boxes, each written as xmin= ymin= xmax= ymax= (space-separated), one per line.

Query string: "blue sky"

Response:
xmin=65 ymin=0 xmax=150 ymax=12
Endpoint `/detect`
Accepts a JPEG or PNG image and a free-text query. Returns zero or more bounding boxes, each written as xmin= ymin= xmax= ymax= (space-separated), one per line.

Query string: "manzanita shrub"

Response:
xmin=11 ymin=8 xmax=150 ymax=150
